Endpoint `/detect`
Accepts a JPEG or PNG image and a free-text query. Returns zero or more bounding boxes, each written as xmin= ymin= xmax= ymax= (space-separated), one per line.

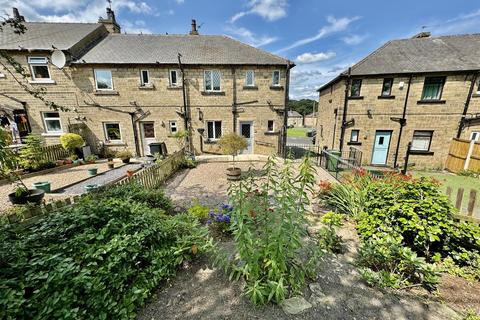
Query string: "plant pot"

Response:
xmin=126 ymin=170 xmax=135 ymax=177
xmin=65 ymin=159 xmax=73 ymax=165
xmin=226 ymin=167 xmax=242 ymax=181
xmin=107 ymin=162 xmax=114 ymax=169
xmin=73 ymin=160 xmax=80 ymax=166
xmin=84 ymin=184 xmax=98 ymax=192
xmin=122 ymin=158 xmax=130 ymax=164
xmin=56 ymin=160 xmax=65 ymax=166
xmin=32 ymin=181 xmax=51 ymax=193
xmin=87 ymin=168 xmax=98 ymax=176
xmin=8 ymin=189 xmax=45 ymax=205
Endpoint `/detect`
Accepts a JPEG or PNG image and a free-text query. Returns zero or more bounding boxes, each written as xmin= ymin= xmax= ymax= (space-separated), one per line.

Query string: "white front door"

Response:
xmin=140 ymin=122 xmax=156 ymax=155
xmin=239 ymin=121 xmax=253 ymax=154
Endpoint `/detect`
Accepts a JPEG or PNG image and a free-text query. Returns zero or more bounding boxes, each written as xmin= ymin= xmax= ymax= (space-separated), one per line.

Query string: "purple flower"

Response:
xmin=207 ymin=219 xmax=212 ymax=225
xmin=209 ymin=211 xmax=215 ymax=218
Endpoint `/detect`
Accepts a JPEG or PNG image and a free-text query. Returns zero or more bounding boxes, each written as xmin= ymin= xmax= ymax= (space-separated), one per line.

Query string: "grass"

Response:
xmin=413 ymin=170 xmax=480 ymax=215
xmin=287 ymin=127 xmax=312 ymax=138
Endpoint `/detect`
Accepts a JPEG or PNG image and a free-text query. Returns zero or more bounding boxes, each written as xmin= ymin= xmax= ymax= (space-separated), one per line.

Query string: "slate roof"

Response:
xmin=76 ymin=34 xmax=289 ymax=65
xmin=0 ymin=22 xmax=104 ymax=51
xmin=319 ymin=33 xmax=480 ymax=91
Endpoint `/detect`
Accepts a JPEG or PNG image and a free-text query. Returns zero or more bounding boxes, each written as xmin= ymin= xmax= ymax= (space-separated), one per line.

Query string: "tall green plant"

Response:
xmin=17 ymin=134 xmax=44 ymax=171
xmin=216 ymin=156 xmax=321 ymax=304
xmin=60 ymin=133 xmax=84 ymax=157
xmin=218 ymin=133 xmax=247 ymax=169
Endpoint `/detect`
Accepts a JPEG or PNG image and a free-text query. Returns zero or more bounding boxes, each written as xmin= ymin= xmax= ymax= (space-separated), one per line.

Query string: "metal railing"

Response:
xmin=318 ymin=147 xmax=371 ymax=181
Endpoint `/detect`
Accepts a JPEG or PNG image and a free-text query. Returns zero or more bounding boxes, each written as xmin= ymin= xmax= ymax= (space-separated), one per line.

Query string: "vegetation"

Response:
xmin=85 ymin=154 xmax=98 ymax=163
xmin=116 ymin=149 xmax=133 ymax=160
xmin=214 ymin=156 xmax=321 ymax=305
xmin=323 ymin=171 xmax=480 ymax=289
xmin=287 ymin=127 xmax=312 ymax=137
xmin=317 ymin=212 xmax=344 ymax=254
xmin=0 ymin=127 xmax=29 ymax=195
xmin=288 ymin=99 xmax=317 ymax=116
xmin=218 ymin=133 xmax=247 ymax=168
xmin=0 ymin=183 xmax=212 ymax=319
xmin=60 ymin=133 xmax=84 ymax=158
xmin=187 ymin=200 xmax=210 ymax=221
xmin=17 ymin=134 xmax=54 ymax=172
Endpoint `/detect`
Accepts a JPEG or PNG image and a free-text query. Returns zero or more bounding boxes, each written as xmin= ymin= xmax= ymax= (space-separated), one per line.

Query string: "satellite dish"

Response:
xmin=51 ymin=50 xmax=67 ymax=69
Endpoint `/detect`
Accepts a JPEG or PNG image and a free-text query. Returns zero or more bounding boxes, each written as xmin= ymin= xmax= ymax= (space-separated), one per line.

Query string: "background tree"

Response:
xmin=288 ymin=99 xmax=318 ymax=116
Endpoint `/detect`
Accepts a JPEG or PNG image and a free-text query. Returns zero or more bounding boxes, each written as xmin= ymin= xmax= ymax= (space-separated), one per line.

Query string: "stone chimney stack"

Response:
xmin=411 ymin=32 xmax=431 ymax=39
xmin=98 ymin=7 xmax=121 ymax=34
xmin=12 ymin=8 xmax=25 ymax=22
xmin=189 ymin=19 xmax=199 ymax=35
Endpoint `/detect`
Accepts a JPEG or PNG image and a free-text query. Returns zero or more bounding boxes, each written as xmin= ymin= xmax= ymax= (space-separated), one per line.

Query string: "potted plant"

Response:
xmin=218 ymin=133 xmax=248 ymax=181
xmin=87 ymin=168 xmax=98 ymax=176
xmin=1 ymin=128 xmax=45 ymax=205
xmin=85 ymin=154 xmax=98 ymax=164
xmin=60 ymin=133 xmax=84 ymax=163
xmin=117 ymin=149 xmax=133 ymax=164
xmin=126 ymin=169 xmax=135 ymax=177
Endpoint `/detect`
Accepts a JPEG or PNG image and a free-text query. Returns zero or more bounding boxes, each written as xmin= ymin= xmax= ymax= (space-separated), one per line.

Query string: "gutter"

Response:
xmin=392 ymin=74 xmax=412 ymax=168
xmin=457 ymin=72 xmax=478 ymax=138
xmin=128 ymin=112 xmax=141 ymax=156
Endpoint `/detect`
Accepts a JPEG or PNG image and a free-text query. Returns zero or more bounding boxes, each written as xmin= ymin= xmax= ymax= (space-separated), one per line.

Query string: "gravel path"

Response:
xmin=58 ymin=163 xmax=143 ymax=194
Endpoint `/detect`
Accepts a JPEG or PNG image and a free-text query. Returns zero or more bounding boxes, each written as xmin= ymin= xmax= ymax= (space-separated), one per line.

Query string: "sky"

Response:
xmin=2 ymin=0 xmax=480 ymax=100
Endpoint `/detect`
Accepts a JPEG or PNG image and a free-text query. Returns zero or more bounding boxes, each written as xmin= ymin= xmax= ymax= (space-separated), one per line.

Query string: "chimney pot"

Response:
xmin=412 ymin=31 xmax=431 ymax=39
xmin=189 ymin=19 xmax=199 ymax=35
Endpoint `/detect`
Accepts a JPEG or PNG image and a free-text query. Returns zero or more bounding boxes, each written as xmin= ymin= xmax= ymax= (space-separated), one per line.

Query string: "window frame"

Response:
xmin=350 ymin=129 xmax=359 ymax=142
xmin=169 ymin=70 xmax=180 ymax=87
xmin=476 ymin=79 xmax=480 ymax=95
xmin=204 ymin=70 xmax=222 ymax=92
xmin=103 ymin=122 xmax=122 ymax=143
xmin=42 ymin=112 xmax=63 ymax=134
xmin=94 ymin=69 xmax=114 ymax=91
xmin=470 ymin=131 xmax=480 ymax=141
xmin=28 ymin=56 xmax=51 ymax=81
xmin=169 ymin=120 xmax=178 ymax=134
xmin=140 ymin=70 xmax=150 ymax=86
xmin=272 ymin=70 xmax=281 ymax=86
xmin=411 ymin=130 xmax=433 ymax=152
xmin=421 ymin=77 xmax=445 ymax=101
xmin=206 ymin=120 xmax=222 ymax=140
xmin=381 ymin=78 xmax=393 ymax=96
xmin=267 ymin=120 xmax=275 ymax=132
xmin=245 ymin=70 xmax=255 ymax=87
xmin=350 ymin=79 xmax=362 ymax=97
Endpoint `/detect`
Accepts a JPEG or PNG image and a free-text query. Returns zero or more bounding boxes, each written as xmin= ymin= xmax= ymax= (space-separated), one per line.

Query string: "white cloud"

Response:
xmin=296 ymin=51 xmax=335 ymax=64
xmin=175 ymin=0 xmax=185 ymax=3
xmin=423 ymin=9 xmax=480 ymax=35
xmin=342 ymin=34 xmax=368 ymax=45
xmin=230 ymin=0 xmax=287 ymax=23
xmin=277 ymin=15 xmax=360 ymax=53
xmin=225 ymin=26 xmax=278 ymax=47
xmin=123 ymin=20 xmax=152 ymax=34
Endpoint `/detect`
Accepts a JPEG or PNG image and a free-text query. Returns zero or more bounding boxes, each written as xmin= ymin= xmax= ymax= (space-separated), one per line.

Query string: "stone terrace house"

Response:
xmin=0 ymin=8 xmax=293 ymax=157
xmin=316 ymin=32 xmax=480 ymax=169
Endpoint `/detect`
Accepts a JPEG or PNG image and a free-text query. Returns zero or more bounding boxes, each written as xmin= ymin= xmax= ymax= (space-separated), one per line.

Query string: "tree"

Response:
xmin=218 ymin=133 xmax=247 ymax=169
xmin=288 ymin=99 xmax=317 ymax=116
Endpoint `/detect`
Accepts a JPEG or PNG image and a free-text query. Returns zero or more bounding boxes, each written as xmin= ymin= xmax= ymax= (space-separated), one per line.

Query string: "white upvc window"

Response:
xmin=206 ymin=120 xmax=222 ymax=140
xmin=169 ymin=70 xmax=180 ymax=87
xmin=245 ymin=70 xmax=255 ymax=86
xmin=477 ymin=79 xmax=480 ymax=95
xmin=103 ymin=122 xmax=122 ymax=142
xmin=28 ymin=57 xmax=51 ymax=81
xmin=272 ymin=70 xmax=281 ymax=86
xmin=411 ymin=131 xmax=433 ymax=151
xmin=267 ymin=120 xmax=274 ymax=132
xmin=470 ymin=131 xmax=480 ymax=141
xmin=140 ymin=70 xmax=150 ymax=86
xmin=94 ymin=69 xmax=113 ymax=90
xmin=204 ymin=70 xmax=221 ymax=91
xmin=169 ymin=120 xmax=178 ymax=134
xmin=42 ymin=112 xmax=62 ymax=134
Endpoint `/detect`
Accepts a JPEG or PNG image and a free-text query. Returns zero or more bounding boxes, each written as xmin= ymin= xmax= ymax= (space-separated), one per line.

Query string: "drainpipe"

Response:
xmin=232 ymin=68 xmax=237 ymax=133
xmin=393 ymin=75 xmax=412 ymax=168
xmin=282 ymin=61 xmax=293 ymax=158
xmin=339 ymin=68 xmax=351 ymax=153
xmin=128 ymin=112 xmax=141 ymax=156
xmin=178 ymin=53 xmax=191 ymax=152
xmin=332 ymin=108 xmax=338 ymax=149
xmin=457 ymin=73 xmax=478 ymax=138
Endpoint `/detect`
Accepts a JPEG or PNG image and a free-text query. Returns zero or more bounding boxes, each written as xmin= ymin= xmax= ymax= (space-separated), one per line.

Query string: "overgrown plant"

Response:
xmin=214 ymin=156 xmax=321 ymax=304
xmin=60 ymin=133 xmax=84 ymax=158
xmin=18 ymin=134 xmax=54 ymax=172
xmin=0 ymin=127 xmax=29 ymax=195
xmin=317 ymin=211 xmax=344 ymax=254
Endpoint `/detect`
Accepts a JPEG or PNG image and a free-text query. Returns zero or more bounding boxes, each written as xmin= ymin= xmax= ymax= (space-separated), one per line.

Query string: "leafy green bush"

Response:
xmin=187 ymin=200 xmax=210 ymax=220
xmin=0 ymin=195 xmax=211 ymax=319
xmin=17 ymin=134 xmax=44 ymax=171
xmin=60 ymin=133 xmax=84 ymax=157
xmin=215 ymin=156 xmax=321 ymax=305
xmin=357 ymin=236 xmax=439 ymax=290
xmin=317 ymin=211 xmax=344 ymax=254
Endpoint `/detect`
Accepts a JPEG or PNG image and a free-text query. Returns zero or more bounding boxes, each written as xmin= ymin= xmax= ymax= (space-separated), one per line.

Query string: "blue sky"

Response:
xmin=2 ymin=0 xmax=480 ymax=99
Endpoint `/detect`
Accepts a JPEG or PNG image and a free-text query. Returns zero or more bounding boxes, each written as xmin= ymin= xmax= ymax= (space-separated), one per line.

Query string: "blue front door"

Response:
xmin=371 ymin=131 xmax=391 ymax=165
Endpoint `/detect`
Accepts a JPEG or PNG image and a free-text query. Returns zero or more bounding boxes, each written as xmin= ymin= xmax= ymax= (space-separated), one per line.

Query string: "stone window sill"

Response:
xmin=417 ymin=99 xmax=446 ymax=104
xmin=139 ymin=85 xmax=155 ymax=90
xmin=29 ymin=79 xmax=56 ymax=84
xmin=167 ymin=85 xmax=183 ymax=90
xmin=347 ymin=141 xmax=362 ymax=146
xmin=264 ymin=131 xmax=279 ymax=135
xmin=472 ymin=93 xmax=480 ymax=98
xmin=243 ymin=86 xmax=258 ymax=90
xmin=270 ymin=85 xmax=284 ymax=90
xmin=410 ymin=150 xmax=434 ymax=155
xmin=348 ymin=96 xmax=364 ymax=100
xmin=201 ymin=91 xmax=225 ymax=96
xmin=204 ymin=139 xmax=219 ymax=144
xmin=378 ymin=95 xmax=395 ymax=99
xmin=41 ymin=132 xmax=63 ymax=137
xmin=105 ymin=141 xmax=126 ymax=146
xmin=94 ymin=90 xmax=119 ymax=96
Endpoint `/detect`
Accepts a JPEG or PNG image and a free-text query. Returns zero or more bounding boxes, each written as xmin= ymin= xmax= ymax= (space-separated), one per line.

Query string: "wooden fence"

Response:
xmin=446 ymin=186 xmax=480 ymax=224
xmin=445 ymin=138 xmax=480 ymax=173
xmin=6 ymin=149 xmax=185 ymax=226
xmin=40 ymin=144 xmax=69 ymax=163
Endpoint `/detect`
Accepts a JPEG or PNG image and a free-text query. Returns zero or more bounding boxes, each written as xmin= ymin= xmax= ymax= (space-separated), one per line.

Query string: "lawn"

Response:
xmin=287 ymin=127 xmax=312 ymax=138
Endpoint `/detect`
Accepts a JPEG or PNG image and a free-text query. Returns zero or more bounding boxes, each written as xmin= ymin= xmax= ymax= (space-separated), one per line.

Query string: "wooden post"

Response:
xmin=455 ymin=188 xmax=464 ymax=210
xmin=402 ymin=142 xmax=412 ymax=175
xmin=446 ymin=186 xmax=452 ymax=200
xmin=464 ymin=139 xmax=476 ymax=170
xmin=467 ymin=189 xmax=477 ymax=216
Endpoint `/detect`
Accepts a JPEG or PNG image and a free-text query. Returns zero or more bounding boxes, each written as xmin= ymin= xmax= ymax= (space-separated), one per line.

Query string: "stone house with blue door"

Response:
xmin=315 ymin=32 xmax=480 ymax=169
xmin=0 ymin=7 xmax=293 ymax=157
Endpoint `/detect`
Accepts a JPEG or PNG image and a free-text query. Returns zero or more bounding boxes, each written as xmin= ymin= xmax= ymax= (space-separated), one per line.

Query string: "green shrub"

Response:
xmin=187 ymin=200 xmax=210 ymax=220
xmin=215 ymin=156 xmax=322 ymax=305
xmin=17 ymin=134 xmax=44 ymax=171
xmin=0 ymin=195 xmax=211 ymax=319
xmin=60 ymin=133 xmax=84 ymax=156
xmin=317 ymin=211 xmax=344 ymax=254
xmin=357 ymin=236 xmax=439 ymax=290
